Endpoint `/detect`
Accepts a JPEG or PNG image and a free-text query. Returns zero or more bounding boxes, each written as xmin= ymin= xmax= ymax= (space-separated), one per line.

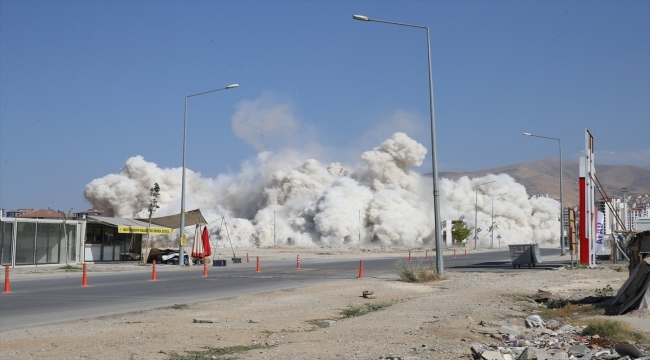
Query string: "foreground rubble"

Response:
xmin=470 ymin=318 xmax=649 ymax=360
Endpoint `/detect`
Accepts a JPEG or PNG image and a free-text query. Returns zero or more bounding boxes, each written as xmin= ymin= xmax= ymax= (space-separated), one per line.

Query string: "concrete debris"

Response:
xmin=469 ymin=316 xmax=649 ymax=360
xmin=316 ymin=320 xmax=336 ymax=328
xmin=517 ymin=347 xmax=536 ymax=360
xmin=615 ymin=345 xmax=645 ymax=358
xmin=499 ymin=325 xmax=526 ymax=337
xmin=481 ymin=350 xmax=506 ymax=360
xmin=193 ymin=318 xmax=217 ymax=323
xmin=529 ymin=290 xmax=553 ymax=302
xmin=363 ymin=290 xmax=376 ymax=299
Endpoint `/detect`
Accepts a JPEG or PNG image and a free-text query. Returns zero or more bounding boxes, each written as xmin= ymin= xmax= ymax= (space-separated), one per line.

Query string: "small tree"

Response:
xmin=143 ymin=183 xmax=160 ymax=263
xmin=451 ymin=220 xmax=471 ymax=244
xmin=486 ymin=222 xmax=499 ymax=238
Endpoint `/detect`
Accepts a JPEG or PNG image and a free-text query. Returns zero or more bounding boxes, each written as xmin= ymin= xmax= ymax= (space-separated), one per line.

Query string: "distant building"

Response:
xmin=0 ymin=208 xmax=4 ymax=218
xmin=6 ymin=208 xmax=34 ymax=218
xmin=16 ymin=209 xmax=65 ymax=219
xmin=630 ymin=207 xmax=650 ymax=230
xmin=73 ymin=209 xmax=104 ymax=220
xmin=596 ymin=197 xmax=627 ymax=234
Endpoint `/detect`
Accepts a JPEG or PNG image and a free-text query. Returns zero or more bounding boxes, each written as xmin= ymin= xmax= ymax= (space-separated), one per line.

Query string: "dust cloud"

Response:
xmin=84 ymin=132 xmax=560 ymax=248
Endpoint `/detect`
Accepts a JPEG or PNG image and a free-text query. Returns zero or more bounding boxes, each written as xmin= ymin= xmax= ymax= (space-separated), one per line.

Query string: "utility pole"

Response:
xmin=358 ymin=210 xmax=361 ymax=243
xmin=622 ymin=187 xmax=628 ymax=230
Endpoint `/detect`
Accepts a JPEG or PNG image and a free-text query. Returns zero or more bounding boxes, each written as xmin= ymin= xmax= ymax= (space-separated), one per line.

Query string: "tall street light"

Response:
xmin=352 ymin=14 xmax=444 ymax=276
xmin=179 ymin=84 xmax=239 ymax=265
xmin=491 ymin=193 xmax=507 ymax=248
xmin=474 ymin=181 xmax=495 ymax=249
xmin=523 ymin=132 xmax=565 ymax=255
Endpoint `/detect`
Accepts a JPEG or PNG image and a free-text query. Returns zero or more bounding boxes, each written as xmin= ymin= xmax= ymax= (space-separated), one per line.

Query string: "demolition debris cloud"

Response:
xmin=84 ymin=132 xmax=560 ymax=248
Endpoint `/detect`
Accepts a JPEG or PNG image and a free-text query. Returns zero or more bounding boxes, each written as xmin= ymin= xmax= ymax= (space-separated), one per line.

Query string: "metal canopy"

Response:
xmin=136 ymin=209 xmax=207 ymax=230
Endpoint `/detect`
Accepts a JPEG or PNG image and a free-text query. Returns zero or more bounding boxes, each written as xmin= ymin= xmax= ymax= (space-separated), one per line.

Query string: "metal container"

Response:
xmin=509 ymin=244 xmax=541 ymax=268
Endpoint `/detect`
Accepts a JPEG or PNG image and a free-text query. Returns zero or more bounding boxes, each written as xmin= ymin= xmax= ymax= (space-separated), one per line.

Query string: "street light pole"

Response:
xmin=179 ymin=84 xmax=238 ymax=265
xmin=491 ymin=193 xmax=507 ymax=248
xmin=352 ymin=14 xmax=444 ymax=276
xmin=474 ymin=181 xmax=495 ymax=249
xmin=523 ymin=132 xmax=565 ymax=255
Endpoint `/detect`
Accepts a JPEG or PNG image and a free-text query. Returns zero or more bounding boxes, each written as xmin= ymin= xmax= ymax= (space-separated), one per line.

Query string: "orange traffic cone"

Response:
xmin=152 ymin=260 xmax=157 ymax=281
xmin=358 ymin=260 xmax=364 ymax=279
xmin=3 ymin=266 xmax=10 ymax=293
xmin=82 ymin=263 xmax=88 ymax=287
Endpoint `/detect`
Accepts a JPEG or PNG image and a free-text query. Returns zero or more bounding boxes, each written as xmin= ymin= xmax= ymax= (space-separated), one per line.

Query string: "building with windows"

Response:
xmin=17 ymin=209 xmax=65 ymax=219
xmin=6 ymin=208 xmax=34 ymax=218
xmin=73 ymin=209 xmax=104 ymax=220
xmin=630 ymin=207 xmax=650 ymax=230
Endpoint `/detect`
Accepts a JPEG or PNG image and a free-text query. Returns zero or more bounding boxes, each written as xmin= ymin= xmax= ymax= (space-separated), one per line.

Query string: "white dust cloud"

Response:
xmin=231 ymin=93 xmax=300 ymax=151
xmin=84 ymin=132 xmax=560 ymax=248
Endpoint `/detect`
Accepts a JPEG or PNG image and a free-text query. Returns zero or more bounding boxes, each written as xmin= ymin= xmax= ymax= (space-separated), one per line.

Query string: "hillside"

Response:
xmin=438 ymin=158 xmax=650 ymax=207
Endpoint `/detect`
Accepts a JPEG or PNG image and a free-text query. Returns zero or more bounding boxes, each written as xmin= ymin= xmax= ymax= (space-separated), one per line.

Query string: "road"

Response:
xmin=0 ymin=248 xmax=568 ymax=331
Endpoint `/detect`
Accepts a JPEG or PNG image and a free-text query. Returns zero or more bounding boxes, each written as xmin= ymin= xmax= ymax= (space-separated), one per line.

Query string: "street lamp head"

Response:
xmin=226 ymin=84 xmax=239 ymax=89
xmin=523 ymin=132 xmax=532 ymax=136
xmin=352 ymin=15 xmax=370 ymax=21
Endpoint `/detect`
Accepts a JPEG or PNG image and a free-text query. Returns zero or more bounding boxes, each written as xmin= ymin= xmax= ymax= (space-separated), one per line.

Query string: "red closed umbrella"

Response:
xmin=202 ymin=226 xmax=212 ymax=257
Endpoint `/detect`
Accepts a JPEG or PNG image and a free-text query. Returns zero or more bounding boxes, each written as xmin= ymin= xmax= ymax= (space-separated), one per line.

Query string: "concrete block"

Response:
xmin=193 ymin=318 xmax=217 ymax=323
xmin=316 ymin=320 xmax=335 ymax=328
xmin=481 ymin=350 xmax=505 ymax=360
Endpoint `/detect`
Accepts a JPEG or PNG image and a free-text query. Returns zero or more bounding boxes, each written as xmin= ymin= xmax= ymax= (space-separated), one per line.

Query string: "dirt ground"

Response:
xmin=1 ymin=247 xmax=648 ymax=360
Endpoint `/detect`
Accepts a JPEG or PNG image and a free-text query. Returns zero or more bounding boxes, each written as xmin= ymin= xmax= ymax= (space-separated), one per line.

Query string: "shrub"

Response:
xmin=339 ymin=302 xmax=392 ymax=318
xmin=395 ymin=260 xmax=442 ymax=283
xmin=581 ymin=319 xmax=647 ymax=341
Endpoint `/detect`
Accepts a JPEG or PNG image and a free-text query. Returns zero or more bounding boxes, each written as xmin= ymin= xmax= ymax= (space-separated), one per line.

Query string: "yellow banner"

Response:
xmin=117 ymin=226 xmax=173 ymax=234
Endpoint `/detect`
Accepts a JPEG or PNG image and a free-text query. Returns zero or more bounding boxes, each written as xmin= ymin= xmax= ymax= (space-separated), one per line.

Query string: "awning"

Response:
xmin=88 ymin=216 xmax=173 ymax=234
xmin=136 ymin=209 xmax=207 ymax=230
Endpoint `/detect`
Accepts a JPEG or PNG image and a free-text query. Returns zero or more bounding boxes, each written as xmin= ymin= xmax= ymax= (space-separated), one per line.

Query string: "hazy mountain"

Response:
xmin=438 ymin=158 xmax=650 ymax=207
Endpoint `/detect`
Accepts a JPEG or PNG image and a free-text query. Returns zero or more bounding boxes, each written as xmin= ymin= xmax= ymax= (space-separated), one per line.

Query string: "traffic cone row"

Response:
xmin=3 ymin=254 xmax=385 ymax=291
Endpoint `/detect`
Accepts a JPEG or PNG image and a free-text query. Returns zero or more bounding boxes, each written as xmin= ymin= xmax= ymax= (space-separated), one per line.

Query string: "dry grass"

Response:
xmin=394 ymin=260 xmax=442 ymax=283
xmin=339 ymin=302 xmax=393 ymax=318
xmin=579 ymin=319 xmax=648 ymax=341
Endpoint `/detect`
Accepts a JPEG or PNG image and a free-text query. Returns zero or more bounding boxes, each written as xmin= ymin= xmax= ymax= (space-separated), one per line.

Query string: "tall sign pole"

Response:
xmin=580 ymin=129 xmax=596 ymax=265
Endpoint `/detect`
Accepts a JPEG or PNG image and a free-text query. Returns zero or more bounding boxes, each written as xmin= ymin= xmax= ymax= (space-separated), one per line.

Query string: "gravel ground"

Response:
xmin=1 ymin=246 xmax=648 ymax=360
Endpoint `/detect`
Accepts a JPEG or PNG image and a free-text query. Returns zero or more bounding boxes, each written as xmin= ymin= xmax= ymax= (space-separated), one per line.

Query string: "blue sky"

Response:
xmin=1 ymin=0 xmax=648 ymax=213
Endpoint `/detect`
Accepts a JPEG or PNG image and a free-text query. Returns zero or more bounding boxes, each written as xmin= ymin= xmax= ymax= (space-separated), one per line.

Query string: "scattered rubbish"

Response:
xmin=469 ymin=315 xmax=649 ymax=360
xmin=525 ymin=315 xmax=545 ymax=328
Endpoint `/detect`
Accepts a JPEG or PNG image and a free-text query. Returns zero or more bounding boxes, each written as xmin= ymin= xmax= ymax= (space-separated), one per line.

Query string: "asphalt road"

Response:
xmin=0 ymin=248 xmax=569 ymax=331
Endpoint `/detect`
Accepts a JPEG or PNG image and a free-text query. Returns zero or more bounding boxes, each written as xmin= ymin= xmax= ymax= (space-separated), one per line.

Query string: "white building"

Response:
xmin=630 ymin=207 xmax=650 ymax=230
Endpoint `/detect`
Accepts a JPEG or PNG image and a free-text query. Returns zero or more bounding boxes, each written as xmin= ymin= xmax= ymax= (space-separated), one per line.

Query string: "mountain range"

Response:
xmin=438 ymin=158 xmax=650 ymax=207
